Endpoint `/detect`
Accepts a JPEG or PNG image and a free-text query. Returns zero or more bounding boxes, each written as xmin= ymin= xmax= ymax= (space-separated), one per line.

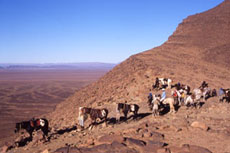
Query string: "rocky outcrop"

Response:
xmin=190 ymin=121 xmax=209 ymax=131
xmin=169 ymin=144 xmax=212 ymax=153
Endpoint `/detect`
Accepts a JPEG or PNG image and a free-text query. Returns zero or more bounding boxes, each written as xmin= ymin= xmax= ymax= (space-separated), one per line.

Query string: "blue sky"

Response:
xmin=0 ymin=0 xmax=223 ymax=64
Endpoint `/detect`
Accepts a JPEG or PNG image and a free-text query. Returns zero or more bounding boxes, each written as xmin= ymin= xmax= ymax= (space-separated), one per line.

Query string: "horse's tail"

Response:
xmin=135 ymin=104 xmax=139 ymax=113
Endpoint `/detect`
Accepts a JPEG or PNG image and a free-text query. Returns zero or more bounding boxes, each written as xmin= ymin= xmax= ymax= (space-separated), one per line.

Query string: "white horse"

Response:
xmin=159 ymin=78 xmax=172 ymax=88
xmin=185 ymin=91 xmax=205 ymax=108
xmin=162 ymin=97 xmax=176 ymax=113
xmin=185 ymin=95 xmax=197 ymax=107
xmin=193 ymin=87 xmax=211 ymax=101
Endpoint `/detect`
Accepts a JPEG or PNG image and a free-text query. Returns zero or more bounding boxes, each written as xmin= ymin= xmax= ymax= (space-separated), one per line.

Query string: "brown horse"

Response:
xmin=117 ymin=103 xmax=139 ymax=121
xmin=78 ymin=107 xmax=108 ymax=129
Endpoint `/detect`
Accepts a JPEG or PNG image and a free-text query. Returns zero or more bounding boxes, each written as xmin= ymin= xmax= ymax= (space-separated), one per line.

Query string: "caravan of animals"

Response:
xmin=13 ymin=77 xmax=230 ymax=146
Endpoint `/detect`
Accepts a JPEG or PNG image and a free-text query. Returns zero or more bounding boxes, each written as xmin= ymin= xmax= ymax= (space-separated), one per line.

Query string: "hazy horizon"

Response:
xmin=0 ymin=62 xmax=117 ymax=65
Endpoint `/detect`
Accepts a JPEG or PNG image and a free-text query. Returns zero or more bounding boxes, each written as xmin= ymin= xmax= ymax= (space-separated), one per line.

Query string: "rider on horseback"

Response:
xmin=160 ymin=89 xmax=166 ymax=102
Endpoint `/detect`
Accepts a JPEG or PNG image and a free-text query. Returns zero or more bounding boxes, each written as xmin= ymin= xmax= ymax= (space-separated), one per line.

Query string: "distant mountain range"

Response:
xmin=0 ymin=63 xmax=116 ymax=70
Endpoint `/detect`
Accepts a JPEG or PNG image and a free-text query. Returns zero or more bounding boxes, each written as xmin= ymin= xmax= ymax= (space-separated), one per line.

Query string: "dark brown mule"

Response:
xmin=15 ymin=118 xmax=49 ymax=140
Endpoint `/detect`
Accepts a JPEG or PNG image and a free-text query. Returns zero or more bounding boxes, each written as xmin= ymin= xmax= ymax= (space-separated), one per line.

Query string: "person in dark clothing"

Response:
xmin=200 ymin=81 xmax=208 ymax=89
xmin=153 ymin=77 xmax=160 ymax=89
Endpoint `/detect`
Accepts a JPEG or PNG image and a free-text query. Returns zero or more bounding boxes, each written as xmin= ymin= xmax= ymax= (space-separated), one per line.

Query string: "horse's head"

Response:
xmin=152 ymin=95 xmax=160 ymax=103
xmin=80 ymin=107 xmax=91 ymax=114
xmin=117 ymin=103 xmax=123 ymax=112
xmin=14 ymin=123 xmax=21 ymax=133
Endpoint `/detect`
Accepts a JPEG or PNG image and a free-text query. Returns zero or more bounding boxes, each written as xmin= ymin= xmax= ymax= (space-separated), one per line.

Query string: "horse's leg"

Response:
xmin=177 ymin=97 xmax=181 ymax=106
xmin=124 ymin=111 xmax=128 ymax=122
xmin=169 ymin=102 xmax=175 ymax=113
xmin=149 ymin=103 xmax=153 ymax=111
xmin=153 ymin=110 xmax=155 ymax=117
xmin=26 ymin=127 xmax=34 ymax=141
xmin=196 ymin=101 xmax=200 ymax=109
xmin=219 ymin=95 xmax=223 ymax=102
xmin=154 ymin=109 xmax=158 ymax=117
xmin=133 ymin=111 xmax=138 ymax=120
xmin=28 ymin=131 xmax=33 ymax=141
xmin=89 ymin=119 xmax=95 ymax=130
xmin=104 ymin=117 xmax=108 ymax=127
xmin=116 ymin=112 xmax=121 ymax=123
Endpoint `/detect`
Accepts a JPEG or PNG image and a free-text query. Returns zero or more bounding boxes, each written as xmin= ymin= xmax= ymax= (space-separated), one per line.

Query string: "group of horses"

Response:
xmin=14 ymin=77 xmax=230 ymax=143
xmin=149 ymin=78 xmax=230 ymax=116
xmin=14 ymin=102 xmax=140 ymax=142
xmin=78 ymin=102 xmax=140 ymax=130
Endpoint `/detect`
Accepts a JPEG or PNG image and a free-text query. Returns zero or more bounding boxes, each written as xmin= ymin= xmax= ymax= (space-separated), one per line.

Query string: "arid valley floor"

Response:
xmin=0 ymin=67 xmax=112 ymax=147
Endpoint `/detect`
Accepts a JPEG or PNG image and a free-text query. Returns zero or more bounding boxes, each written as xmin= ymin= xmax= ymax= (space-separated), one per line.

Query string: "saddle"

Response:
xmin=30 ymin=121 xmax=35 ymax=127
xmin=30 ymin=119 xmax=44 ymax=127
xmin=173 ymin=91 xmax=178 ymax=97
xmin=191 ymin=94 xmax=196 ymax=99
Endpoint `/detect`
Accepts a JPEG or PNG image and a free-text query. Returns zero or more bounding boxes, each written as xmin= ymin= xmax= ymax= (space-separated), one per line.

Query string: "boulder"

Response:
xmin=140 ymin=140 xmax=166 ymax=153
xmin=149 ymin=132 xmax=164 ymax=141
xmin=125 ymin=137 xmax=146 ymax=148
xmin=97 ymin=134 xmax=124 ymax=144
xmin=55 ymin=141 xmax=139 ymax=153
xmin=191 ymin=121 xmax=209 ymax=131
xmin=169 ymin=144 xmax=212 ymax=153
xmin=186 ymin=144 xmax=212 ymax=153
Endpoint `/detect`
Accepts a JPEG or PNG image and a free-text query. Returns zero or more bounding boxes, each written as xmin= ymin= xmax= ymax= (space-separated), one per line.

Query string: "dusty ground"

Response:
xmin=9 ymin=96 xmax=230 ymax=153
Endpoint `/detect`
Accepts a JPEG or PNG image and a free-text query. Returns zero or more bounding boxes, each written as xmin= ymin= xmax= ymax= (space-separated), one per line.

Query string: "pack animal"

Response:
xmin=171 ymin=83 xmax=191 ymax=95
xmin=78 ymin=107 xmax=108 ymax=129
xmin=220 ymin=88 xmax=230 ymax=103
xmin=117 ymin=103 xmax=139 ymax=121
xmin=193 ymin=88 xmax=211 ymax=101
xmin=204 ymin=88 xmax=217 ymax=100
xmin=14 ymin=118 xmax=49 ymax=140
xmin=171 ymin=90 xmax=183 ymax=106
xmin=185 ymin=94 xmax=201 ymax=108
xmin=150 ymin=95 xmax=161 ymax=116
xmin=158 ymin=78 xmax=172 ymax=89
xmin=161 ymin=97 xmax=177 ymax=113
xmin=224 ymin=91 xmax=230 ymax=103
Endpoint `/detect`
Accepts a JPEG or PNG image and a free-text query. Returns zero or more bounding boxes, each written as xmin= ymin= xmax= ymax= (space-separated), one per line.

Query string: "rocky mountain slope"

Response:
xmin=4 ymin=0 xmax=230 ymax=153
xmin=49 ymin=0 xmax=230 ymax=128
